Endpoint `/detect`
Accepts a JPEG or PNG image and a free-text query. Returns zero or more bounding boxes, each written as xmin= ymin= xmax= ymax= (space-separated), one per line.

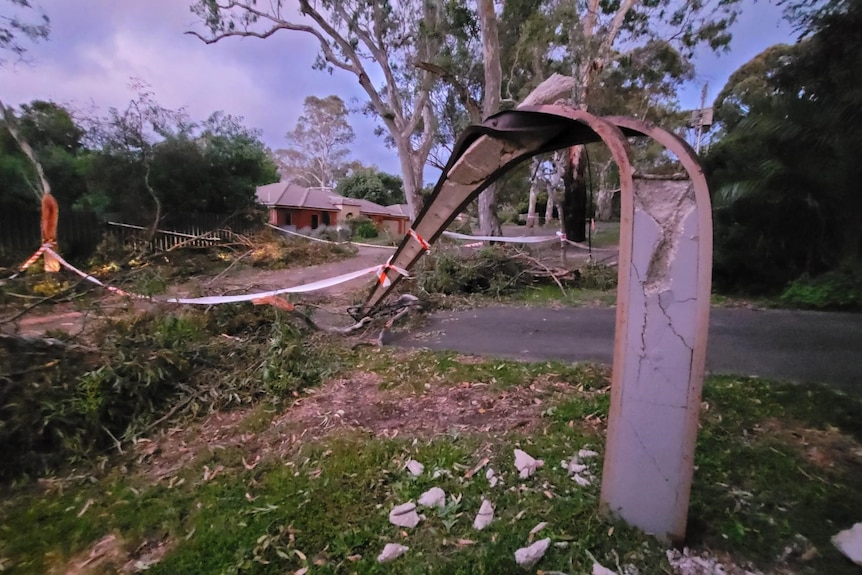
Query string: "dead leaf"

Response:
xmin=77 ymin=498 xmax=94 ymax=517
xmin=465 ymin=457 xmax=490 ymax=479
xmin=251 ymin=295 xmax=295 ymax=311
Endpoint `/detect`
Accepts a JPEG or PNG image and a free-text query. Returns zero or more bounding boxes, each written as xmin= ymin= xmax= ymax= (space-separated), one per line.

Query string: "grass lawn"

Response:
xmin=2 ymin=344 xmax=860 ymax=574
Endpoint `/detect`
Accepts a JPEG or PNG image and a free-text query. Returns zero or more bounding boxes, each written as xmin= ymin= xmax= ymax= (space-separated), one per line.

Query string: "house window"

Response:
xmin=284 ymin=212 xmax=291 ymax=226
xmin=322 ymin=212 xmax=331 ymax=226
xmin=311 ymin=214 xmax=319 ymax=229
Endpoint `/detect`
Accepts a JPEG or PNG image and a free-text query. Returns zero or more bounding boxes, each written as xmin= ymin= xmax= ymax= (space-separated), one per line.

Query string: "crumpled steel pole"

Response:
xmin=357 ymin=106 xmax=712 ymax=544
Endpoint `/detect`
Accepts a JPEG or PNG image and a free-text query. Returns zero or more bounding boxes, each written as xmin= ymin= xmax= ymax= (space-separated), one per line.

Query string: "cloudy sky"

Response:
xmin=1 ymin=1 xmax=795 ymax=182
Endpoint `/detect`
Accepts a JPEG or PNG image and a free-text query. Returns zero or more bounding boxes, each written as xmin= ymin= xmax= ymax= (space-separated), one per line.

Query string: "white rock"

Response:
xmin=486 ymin=468 xmax=499 ymax=487
xmin=592 ymin=562 xmax=618 ymax=575
xmin=418 ymin=487 xmax=446 ymax=508
xmin=832 ymin=523 xmax=862 ymax=566
xmin=514 ymin=448 xmax=544 ymax=479
xmin=573 ymin=473 xmax=592 ymax=487
xmin=566 ymin=460 xmax=588 ymax=474
xmin=473 ymin=499 xmax=494 ymax=530
xmin=406 ymin=459 xmax=424 ymax=476
xmin=377 ymin=543 xmax=409 ymax=563
xmin=579 ymin=449 xmax=599 ymax=458
xmin=389 ymin=502 xmax=421 ymax=528
xmin=431 ymin=468 xmax=451 ymax=479
xmin=514 ymin=537 xmax=551 ymax=568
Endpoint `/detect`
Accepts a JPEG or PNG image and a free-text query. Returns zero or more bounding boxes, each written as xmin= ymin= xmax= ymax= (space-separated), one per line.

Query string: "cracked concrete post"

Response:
xmin=600 ymin=173 xmax=710 ymax=544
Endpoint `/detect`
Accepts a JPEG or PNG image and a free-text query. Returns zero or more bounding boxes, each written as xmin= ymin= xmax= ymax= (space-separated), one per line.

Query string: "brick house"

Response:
xmin=256 ymin=182 xmax=410 ymax=235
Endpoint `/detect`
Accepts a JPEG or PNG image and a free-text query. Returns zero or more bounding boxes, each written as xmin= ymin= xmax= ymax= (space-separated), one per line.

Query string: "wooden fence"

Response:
xmin=0 ymin=210 xmax=263 ymax=267
xmin=0 ymin=209 xmax=103 ymax=266
xmin=107 ymin=213 xmax=263 ymax=251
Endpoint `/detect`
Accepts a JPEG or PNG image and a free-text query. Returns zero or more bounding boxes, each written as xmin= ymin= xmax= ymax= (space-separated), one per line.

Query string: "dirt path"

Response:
xmin=4 ymin=245 xmax=396 ymax=337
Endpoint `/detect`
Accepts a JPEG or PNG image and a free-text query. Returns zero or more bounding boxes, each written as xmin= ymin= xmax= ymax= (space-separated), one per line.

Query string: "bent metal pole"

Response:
xmin=357 ymin=107 xmax=711 ymax=543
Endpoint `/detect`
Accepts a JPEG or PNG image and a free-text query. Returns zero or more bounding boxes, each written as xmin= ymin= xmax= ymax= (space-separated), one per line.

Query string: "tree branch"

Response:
xmin=0 ymin=98 xmax=51 ymax=198
xmin=415 ymin=61 xmax=482 ymax=120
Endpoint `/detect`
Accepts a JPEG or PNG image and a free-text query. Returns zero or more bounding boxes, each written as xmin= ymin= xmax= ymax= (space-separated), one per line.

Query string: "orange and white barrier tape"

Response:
xmin=42 ymin=245 xmax=406 ymax=306
xmin=266 ymin=223 xmax=397 ymax=250
xmin=44 ymin=246 xmax=146 ymax=299
xmin=442 ymin=231 xmax=561 ymax=244
xmin=376 ymin=257 xmax=410 ymax=288
xmin=8 ymin=245 xmax=48 ymax=278
xmin=408 ymin=229 xmax=431 ymax=253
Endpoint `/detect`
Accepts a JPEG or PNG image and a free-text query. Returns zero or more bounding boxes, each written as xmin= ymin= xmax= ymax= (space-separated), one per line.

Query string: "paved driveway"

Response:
xmin=391 ymin=306 xmax=862 ymax=395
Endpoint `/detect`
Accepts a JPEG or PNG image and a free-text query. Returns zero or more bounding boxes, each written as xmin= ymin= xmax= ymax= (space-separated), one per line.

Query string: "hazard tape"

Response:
xmin=442 ymin=230 xmax=617 ymax=252
xmin=442 ymin=231 xmax=561 ymax=244
xmin=42 ymin=245 xmax=400 ymax=306
xmin=43 ymin=247 xmax=148 ymax=299
xmin=408 ymin=229 xmax=431 ymax=252
xmin=166 ymin=265 xmax=390 ymax=305
xmin=376 ymin=257 xmax=410 ymax=288
xmin=266 ymin=224 xmax=397 ymax=250
xmin=562 ymin=239 xmax=618 ymax=252
xmin=7 ymin=245 xmax=48 ymax=278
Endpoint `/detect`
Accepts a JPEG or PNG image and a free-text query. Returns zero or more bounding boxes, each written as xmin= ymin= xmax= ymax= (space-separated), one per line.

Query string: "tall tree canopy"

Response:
xmin=426 ymin=0 xmax=741 ymax=236
xmin=335 ymin=168 xmax=404 ymax=206
xmin=276 ymin=95 xmax=355 ymax=189
xmin=0 ymin=96 xmax=279 ymax=224
xmin=189 ymin=0 xmax=444 ymax=219
xmin=705 ymin=0 xmax=862 ymax=293
xmin=0 ymin=101 xmax=88 ymax=211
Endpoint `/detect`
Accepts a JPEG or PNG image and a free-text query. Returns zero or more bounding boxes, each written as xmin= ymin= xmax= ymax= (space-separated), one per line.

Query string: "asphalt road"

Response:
xmin=390 ymin=306 xmax=862 ymax=395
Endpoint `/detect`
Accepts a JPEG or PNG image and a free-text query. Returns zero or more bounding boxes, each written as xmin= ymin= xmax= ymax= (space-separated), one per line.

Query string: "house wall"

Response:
xmin=373 ymin=216 xmax=408 ymax=236
xmin=270 ymin=208 xmax=337 ymax=230
xmin=336 ymin=204 xmax=361 ymax=223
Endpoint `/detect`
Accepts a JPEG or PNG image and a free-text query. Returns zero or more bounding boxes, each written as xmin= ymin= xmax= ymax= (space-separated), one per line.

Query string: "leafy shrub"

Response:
xmin=780 ymin=265 xmax=862 ymax=309
xmin=260 ymin=320 xmax=338 ymax=399
xmin=418 ymin=246 xmax=531 ymax=296
xmin=0 ymin=306 xmax=340 ymax=481
xmin=576 ymin=262 xmax=618 ymax=290
xmin=250 ymin=231 xmax=355 ymax=269
xmin=350 ymin=217 xmax=378 ymax=239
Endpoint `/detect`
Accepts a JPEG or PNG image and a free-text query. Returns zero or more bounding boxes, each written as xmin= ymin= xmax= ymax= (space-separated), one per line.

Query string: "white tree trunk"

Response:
xmin=477 ymin=0 xmax=503 ymax=236
xmin=596 ymin=188 xmax=618 ymax=221
xmin=526 ymin=158 xmax=541 ymax=228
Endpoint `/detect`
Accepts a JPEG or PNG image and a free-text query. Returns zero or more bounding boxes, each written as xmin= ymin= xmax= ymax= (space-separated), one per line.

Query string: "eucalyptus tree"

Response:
xmin=189 ymin=0 xmax=445 ymax=220
xmin=276 ymin=95 xmax=355 ymax=189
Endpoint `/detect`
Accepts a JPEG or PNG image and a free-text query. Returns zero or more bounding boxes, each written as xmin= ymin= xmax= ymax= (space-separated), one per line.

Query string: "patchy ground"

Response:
xmin=2 ymin=243 xmax=396 ymax=337
xmin=132 ymin=365 xmax=598 ymax=485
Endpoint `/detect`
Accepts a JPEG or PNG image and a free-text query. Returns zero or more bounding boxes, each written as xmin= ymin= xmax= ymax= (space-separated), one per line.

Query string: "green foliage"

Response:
xmin=259 ymin=320 xmax=337 ymax=400
xmin=575 ymin=262 xmax=618 ymax=291
xmin=335 ymin=167 xmax=404 ymax=206
xmin=780 ymin=264 xmax=862 ymax=309
xmin=350 ymin=217 xmax=378 ymax=239
xmin=0 ymin=98 xmax=278 ymax=223
xmin=706 ymin=0 xmax=862 ymax=293
xmin=0 ymin=100 xmax=89 ymax=211
xmin=3 ymin=368 xmax=861 ymax=574
xmin=418 ymin=246 xmax=530 ymax=297
xmin=276 ymin=95 xmax=355 ymax=189
xmin=0 ymin=306 xmax=339 ymax=481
